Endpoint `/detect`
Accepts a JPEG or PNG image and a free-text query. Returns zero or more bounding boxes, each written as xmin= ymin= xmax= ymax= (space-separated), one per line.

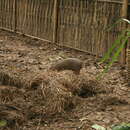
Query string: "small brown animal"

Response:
xmin=50 ymin=58 xmax=83 ymax=74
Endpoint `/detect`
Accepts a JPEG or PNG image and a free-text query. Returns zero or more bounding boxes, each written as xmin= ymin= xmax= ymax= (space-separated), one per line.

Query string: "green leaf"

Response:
xmin=97 ymin=35 xmax=128 ymax=80
xmin=106 ymin=18 xmax=130 ymax=31
xmin=127 ymin=31 xmax=130 ymax=36
xmin=122 ymin=18 xmax=130 ymax=24
xmin=99 ymin=30 xmax=126 ymax=64
xmin=97 ymin=18 xmax=130 ymax=80
xmin=126 ymin=124 xmax=130 ymax=127
xmin=112 ymin=124 xmax=130 ymax=130
xmin=121 ymin=123 xmax=130 ymax=127
xmin=100 ymin=18 xmax=130 ymax=64
xmin=91 ymin=124 xmax=106 ymax=130
xmin=0 ymin=120 xmax=7 ymax=127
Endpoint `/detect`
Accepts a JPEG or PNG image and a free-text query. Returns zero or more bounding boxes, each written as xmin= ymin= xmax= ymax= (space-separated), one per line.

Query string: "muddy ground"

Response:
xmin=0 ymin=29 xmax=129 ymax=130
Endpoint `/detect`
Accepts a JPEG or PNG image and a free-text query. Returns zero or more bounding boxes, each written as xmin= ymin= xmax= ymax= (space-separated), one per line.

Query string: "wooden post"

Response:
xmin=53 ymin=0 xmax=59 ymax=43
xmin=120 ymin=0 xmax=128 ymax=65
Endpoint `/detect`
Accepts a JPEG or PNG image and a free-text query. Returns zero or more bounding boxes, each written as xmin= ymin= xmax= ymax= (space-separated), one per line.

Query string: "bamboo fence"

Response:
xmin=0 ymin=0 xmax=129 ymax=59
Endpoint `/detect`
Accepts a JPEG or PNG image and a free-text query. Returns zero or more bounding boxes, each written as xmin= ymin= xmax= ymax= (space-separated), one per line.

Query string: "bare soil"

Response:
xmin=0 ymin=29 xmax=129 ymax=130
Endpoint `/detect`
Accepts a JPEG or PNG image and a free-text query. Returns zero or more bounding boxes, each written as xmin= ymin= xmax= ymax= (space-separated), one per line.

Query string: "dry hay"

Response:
xmin=0 ymin=70 xmax=42 ymax=89
xmin=28 ymin=69 xmax=110 ymax=116
xmin=0 ymin=85 xmax=25 ymax=103
xmin=0 ymin=69 xmax=113 ymax=120
xmin=0 ymin=86 xmax=27 ymax=128
xmin=28 ymin=71 xmax=75 ymax=116
xmin=0 ymin=71 xmax=29 ymax=88
xmin=0 ymin=69 xmax=127 ymax=130
xmin=0 ymin=104 xmax=26 ymax=129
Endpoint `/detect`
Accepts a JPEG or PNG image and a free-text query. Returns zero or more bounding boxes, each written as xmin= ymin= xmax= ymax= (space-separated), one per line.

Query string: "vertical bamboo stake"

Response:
xmin=14 ymin=0 xmax=17 ymax=32
xmin=53 ymin=0 xmax=59 ymax=43
xmin=120 ymin=0 xmax=128 ymax=65
xmin=127 ymin=37 xmax=130 ymax=86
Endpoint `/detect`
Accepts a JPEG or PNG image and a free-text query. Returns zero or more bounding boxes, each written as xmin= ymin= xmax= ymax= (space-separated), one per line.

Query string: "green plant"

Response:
xmin=0 ymin=120 xmax=7 ymax=127
xmin=97 ymin=18 xmax=130 ymax=79
xmin=112 ymin=123 xmax=130 ymax=130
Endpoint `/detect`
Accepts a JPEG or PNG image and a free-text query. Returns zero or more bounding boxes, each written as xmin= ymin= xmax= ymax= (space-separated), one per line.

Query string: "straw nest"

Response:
xmin=0 ymin=69 xmax=110 ymax=120
xmin=28 ymin=69 xmax=109 ymax=116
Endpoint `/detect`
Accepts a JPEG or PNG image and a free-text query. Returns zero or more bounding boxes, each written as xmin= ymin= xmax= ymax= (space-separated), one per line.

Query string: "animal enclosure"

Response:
xmin=0 ymin=0 xmax=129 ymax=56
xmin=0 ymin=1 xmax=130 ymax=128
xmin=0 ymin=29 xmax=129 ymax=129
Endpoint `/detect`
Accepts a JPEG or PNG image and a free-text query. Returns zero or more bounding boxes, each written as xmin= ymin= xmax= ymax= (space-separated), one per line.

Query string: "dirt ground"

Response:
xmin=0 ymin=29 xmax=129 ymax=130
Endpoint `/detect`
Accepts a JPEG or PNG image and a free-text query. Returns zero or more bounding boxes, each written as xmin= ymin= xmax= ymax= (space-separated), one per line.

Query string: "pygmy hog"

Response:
xmin=50 ymin=58 xmax=83 ymax=74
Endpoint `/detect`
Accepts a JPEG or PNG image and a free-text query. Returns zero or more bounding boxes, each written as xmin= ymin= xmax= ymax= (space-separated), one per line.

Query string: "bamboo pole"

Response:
xmin=120 ymin=0 xmax=128 ymax=65
xmin=127 ymin=36 xmax=130 ymax=86
xmin=53 ymin=0 xmax=59 ymax=43
xmin=14 ymin=0 xmax=17 ymax=32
